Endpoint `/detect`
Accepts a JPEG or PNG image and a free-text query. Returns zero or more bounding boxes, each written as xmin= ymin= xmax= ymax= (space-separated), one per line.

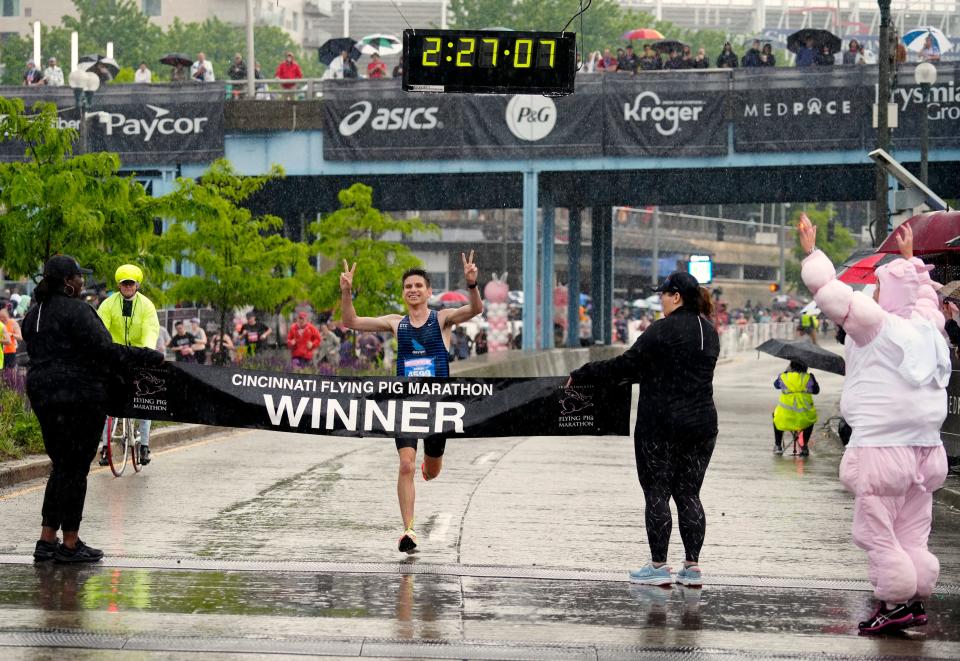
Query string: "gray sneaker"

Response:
xmin=628 ymin=563 xmax=672 ymax=585
xmin=676 ymin=565 xmax=703 ymax=587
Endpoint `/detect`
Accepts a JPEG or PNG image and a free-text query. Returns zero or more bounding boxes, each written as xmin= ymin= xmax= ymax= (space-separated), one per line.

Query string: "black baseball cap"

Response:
xmin=653 ymin=271 xmax=700 ymax=297
xmin=42 ymin=255 xmax=92 ymax=280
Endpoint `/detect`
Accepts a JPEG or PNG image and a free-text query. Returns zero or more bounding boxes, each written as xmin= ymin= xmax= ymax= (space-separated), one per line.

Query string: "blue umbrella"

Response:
xmin=579 ymin=293 xmax=590 ymax=305
xmin=902 ymin=26 xmax=952 ymax=53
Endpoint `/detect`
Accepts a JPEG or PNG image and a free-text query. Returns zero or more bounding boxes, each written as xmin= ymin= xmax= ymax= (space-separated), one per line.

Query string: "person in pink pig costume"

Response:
xmin=483 ymin=273 xmax=511 ymax=352
xmin=798 ymin=214 xmax=950 ymax=635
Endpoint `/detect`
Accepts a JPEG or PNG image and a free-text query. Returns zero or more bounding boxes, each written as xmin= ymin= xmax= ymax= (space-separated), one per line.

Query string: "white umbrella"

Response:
xmin=902 ymin=26 xmax=953 ymax=53
xmin=357 ymin=33 xmax=402 ymax=56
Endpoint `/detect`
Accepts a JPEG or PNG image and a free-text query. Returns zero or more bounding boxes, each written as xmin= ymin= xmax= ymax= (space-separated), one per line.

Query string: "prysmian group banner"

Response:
xmin=733 ymin=85 xmax=872 ymax=152
xmin=115 ymin=364 xmax=631 ymax=440
xmin=85 ymin=84 xmax=224 ymax=164
xmin=888 ymin=81 xmax=960 ymax=150
xmin=603 ymin=78 xmax=727 ymax=157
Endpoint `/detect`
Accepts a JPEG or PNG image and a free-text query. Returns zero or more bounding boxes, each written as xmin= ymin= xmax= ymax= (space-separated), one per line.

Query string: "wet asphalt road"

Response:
xmin=1 ymin=346 xmax=959 ymax=659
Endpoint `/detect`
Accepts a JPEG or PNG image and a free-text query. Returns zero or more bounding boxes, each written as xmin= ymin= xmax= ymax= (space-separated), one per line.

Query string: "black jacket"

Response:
xmin=571 ymin=307 xmax=720 ymax=440
xmin=22 ymin=294 xmax=164 ymax=407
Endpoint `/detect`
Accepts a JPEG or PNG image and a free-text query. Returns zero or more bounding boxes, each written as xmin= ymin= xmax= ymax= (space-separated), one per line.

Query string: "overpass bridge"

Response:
xmin=3 ymin=64 xmax=959 ymax=349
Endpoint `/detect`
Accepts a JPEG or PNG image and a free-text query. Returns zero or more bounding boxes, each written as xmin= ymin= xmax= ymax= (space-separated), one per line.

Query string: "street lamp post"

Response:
xmin=914 ymin=62 xmax=937 ymax=186
xmin=68 ymin=70 xmax=100 ymax=154
xmin=873 ymin=0 xmax=893 ymax=248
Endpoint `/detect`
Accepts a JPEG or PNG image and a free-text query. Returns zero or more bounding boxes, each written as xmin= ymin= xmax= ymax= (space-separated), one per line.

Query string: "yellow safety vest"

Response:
xmin=773 ymin=371 xmax=818 ymax=431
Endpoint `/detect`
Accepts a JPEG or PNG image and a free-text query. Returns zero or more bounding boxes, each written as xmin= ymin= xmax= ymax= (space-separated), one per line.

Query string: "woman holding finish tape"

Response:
xmin=568 ymin=271 xmax=719 ymax=587
xmin=23 ymin=255 xmax=165 ymax=563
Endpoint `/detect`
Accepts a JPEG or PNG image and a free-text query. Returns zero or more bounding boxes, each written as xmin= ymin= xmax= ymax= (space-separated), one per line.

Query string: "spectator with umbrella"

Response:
xmin=319 ymin=37 xmax=360 ymax=79
xmin=788 ymin=29 xmax=840 ymax=67
xmin=815 ymin=45 xmax=835 ymax=66
xmin=78 ymin=54 xmax=120 ymax=83
xmin=160 ymin=53 xmax=192 ymax=82
xmin=638 ymin=44 xmax=660 ymax=71
xmin=917 ymin=35 xmax=941 ymax=62
xmin=902 ymin=27 xmax=951 ymax=62
xmin=367 ymin=52 xmax=387 ymax=79
xmin=742 ymin=39 xmax=763 ymax=67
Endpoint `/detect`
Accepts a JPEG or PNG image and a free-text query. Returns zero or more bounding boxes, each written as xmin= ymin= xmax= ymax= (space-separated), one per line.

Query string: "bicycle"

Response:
xmin=104 ymin=416 xmax=143 ymax=477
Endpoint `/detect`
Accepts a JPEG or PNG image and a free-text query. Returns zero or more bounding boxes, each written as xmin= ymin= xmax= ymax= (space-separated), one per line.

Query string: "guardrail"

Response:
xmin=719 ymin=321 xmax=796 ymax=359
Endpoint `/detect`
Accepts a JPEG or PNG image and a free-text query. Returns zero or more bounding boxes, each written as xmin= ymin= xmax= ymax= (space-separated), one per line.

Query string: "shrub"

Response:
xmin=0 ymin=369 xmax=44 ymax=459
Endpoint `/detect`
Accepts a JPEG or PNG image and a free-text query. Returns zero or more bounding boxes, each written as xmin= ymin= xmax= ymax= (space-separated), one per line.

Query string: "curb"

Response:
xmin=0 ymin=424 xmax=232 ymax=490
xmin=936 ymin=475 xmax=960 ymax=510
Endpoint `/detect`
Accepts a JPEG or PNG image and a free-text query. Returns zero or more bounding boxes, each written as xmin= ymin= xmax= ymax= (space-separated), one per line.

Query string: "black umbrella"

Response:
xmin=651 ymin=40 xmax=686 ymax=54
xmin=318 ymin=37 xmax=360 ymax=65
xmin=787 ymin=29 xmax=841 ymax=54
xmin=756 ymin=338 xmax=845 ymax=375
xmin=77 ymin=55 xmax=120 ymax=82
xmin=160 ymin=52 xmax=193 ymax=67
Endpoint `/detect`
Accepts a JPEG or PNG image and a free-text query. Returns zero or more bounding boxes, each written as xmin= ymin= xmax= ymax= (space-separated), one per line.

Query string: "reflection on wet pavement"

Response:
xmin=2 ymin=563 xmax=959 ymax=644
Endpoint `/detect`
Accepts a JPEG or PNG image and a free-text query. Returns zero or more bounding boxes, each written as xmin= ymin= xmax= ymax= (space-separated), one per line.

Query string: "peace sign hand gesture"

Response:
xmin=461 ymin=250 xmax=478 ymax=286
xmin=340 ymin=260 xmax=357 ymax=292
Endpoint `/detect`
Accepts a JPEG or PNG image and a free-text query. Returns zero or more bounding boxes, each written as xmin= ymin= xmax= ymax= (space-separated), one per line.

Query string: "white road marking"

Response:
xmin=428 ymin=512 xmax=452 ymax=542
xmin=473 ymin=452 xmax=499 ymax=466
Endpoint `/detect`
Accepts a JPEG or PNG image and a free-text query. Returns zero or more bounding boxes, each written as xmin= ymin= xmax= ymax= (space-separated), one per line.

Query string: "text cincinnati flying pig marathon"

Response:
xmin=231 ymin=373 xmax=494 ymax=397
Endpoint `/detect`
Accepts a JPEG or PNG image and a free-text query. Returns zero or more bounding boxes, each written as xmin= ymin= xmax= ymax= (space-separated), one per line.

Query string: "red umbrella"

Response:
xmin=439 ymin=291 xmax=469 ymax=304
xmin=837 ymin=251 xmax=898 ymax=285
xmin=622 ymin=28 xmax=665 ymax=41
xmin=877 ymin=211 xmax=960 ymax=256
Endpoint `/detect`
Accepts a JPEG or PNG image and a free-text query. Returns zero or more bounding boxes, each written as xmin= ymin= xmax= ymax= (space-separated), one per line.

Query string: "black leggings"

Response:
xmin=34 ymin=402 xmax=107 ymax=532
xmin=773 ymin=423 xmax=814 ymax=446
xmin=634 ymin=433 xmax=716 ymax=563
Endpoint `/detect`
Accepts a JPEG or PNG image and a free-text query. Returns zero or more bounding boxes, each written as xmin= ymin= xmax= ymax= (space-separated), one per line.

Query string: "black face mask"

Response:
xmin=122 ymin=299 xmax=134 ymax=317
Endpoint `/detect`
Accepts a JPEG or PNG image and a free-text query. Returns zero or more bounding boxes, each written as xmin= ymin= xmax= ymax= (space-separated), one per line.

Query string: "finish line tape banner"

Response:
xmin=115 ymin=364 xmax=631 ymax=440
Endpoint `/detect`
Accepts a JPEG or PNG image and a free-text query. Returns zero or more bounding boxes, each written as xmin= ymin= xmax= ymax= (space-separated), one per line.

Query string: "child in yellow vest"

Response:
xmin=772 ymin=360 xmax=820 ymax=455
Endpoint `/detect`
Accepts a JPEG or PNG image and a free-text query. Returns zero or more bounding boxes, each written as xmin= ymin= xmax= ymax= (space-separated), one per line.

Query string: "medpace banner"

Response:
xmin=733 ymin=85 xmax=872 ymax=152
xmin=115 ymin=363 xmax=631 ymax=440
xmin=603 ymin=77 xmax=728 ymax=157
xmin=85 ymin=84 xmax=224 ymax=164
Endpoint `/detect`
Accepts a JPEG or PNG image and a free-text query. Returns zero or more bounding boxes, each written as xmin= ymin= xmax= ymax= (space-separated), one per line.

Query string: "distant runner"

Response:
xmin=339 ymin=252 xmax=482 ymax=553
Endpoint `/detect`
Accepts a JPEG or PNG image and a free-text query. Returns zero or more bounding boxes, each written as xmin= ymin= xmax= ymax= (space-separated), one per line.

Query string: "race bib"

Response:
xmin=247 ymin=331 xmax=259 ymax=343
xmin=404 ymin=357 xmax=436 ymax=377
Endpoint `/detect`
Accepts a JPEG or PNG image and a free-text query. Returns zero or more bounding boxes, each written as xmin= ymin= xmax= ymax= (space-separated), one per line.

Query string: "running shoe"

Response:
xmin=675 ymin=565 xmax=703 ymax=587
xmin=906 ymin=601 xmax=928 ymax=628
xmin=33 ymin=538 xmax=60 ymax=562
xmin=54 ymin=540 xmax=104 ymax=564
xmin=628 ymin=563 xmax=672 ymax=586
xmin=139 ymin=445 xmax=151 ymax=465
xmin=420 ymin=461 xmax=431 ymax=481
xmin=98 ymin=446 xmax=109 ymax=466
xmin=773 ymin=441 xmax=783 ymax=455
xmin=858 ymin=602 xmax=914 ymax=634
xmin=799 ymin=446 xmax=810 ymax=457
xmin=398 ymin=529 xmax=418 ymax=554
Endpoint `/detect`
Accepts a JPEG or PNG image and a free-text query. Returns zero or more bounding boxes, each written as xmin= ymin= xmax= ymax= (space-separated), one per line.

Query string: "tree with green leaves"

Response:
xmin=448 ymin=0 xmax=740 ymax=60
xmin=308 ymin=184 xmax=438 ymax=317
xmin=0 ymin=98 xmax=165 ymax=295
xmin=153 ymin=160 xmax=311 ymax=362
xmin=785 ymin=206 xmax=858 ymax=290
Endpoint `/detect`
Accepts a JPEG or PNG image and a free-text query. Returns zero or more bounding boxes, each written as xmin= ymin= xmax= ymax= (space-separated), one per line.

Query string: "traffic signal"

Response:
xmin=769 ymin=283 xmax=780 ymax=293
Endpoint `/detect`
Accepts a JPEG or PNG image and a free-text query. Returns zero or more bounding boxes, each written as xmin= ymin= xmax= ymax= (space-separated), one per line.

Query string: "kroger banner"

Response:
xmin=85 ymin=84 xmax=224 ymax=164
xmin=114 ymin=363 xmax=631 ymax=440
xmin=603 ymin=76 xmax=728 ymax=157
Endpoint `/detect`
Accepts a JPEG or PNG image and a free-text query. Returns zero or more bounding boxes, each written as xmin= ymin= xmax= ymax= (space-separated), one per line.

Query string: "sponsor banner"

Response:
xmin=888 ymin=81 xmax=960 ymax=149
xmin=322 ymin=82 xmax=464 ymax=160
xmin=0 ymin=88 xmax=79 ymax=162
xmin=942 ymin=364 xmax=960 ymax=461
xmin=733 ymin=85 xmax=872 ymax=152
xmin=459 ymin=83 xmax=603 ymax=159
xmin=116 ymin=363 xmax=631 ymax=439
xmin=85 ymin=84 xmax=224 ymax=164
xmin=604 ymin=79 xmax=728 ymax=156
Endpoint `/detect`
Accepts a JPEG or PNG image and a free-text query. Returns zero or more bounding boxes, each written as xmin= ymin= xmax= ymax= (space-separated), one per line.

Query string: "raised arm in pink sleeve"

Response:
xmin=801 ymin=249 xmax=885 ymax=346
xmin=909 ymin=257 xmax=946 ymax=332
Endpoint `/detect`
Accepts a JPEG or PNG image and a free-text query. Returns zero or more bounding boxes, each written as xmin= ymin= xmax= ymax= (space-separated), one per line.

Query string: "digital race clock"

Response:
xmin=402 ymin=29 xmax=576 ymax=95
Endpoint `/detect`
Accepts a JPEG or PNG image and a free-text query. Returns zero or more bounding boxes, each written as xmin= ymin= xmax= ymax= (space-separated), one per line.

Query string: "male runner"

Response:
xmin=340 ymin=252 xmax=482 ymax=553
xmin=97 ymin=264 xmax=161 ymax=465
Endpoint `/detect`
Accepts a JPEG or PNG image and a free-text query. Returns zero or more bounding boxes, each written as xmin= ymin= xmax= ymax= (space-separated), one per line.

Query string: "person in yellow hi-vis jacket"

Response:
xmin=772 ymin=360 xmax=820 ymax=456
xmin=96 ymin=264 xmax=161 ymax=466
